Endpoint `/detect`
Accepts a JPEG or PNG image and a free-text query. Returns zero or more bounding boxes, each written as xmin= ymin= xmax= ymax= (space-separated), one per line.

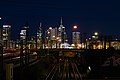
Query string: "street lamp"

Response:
xmin=48 ymin=27 xmax=52 ymax=48
xmin=94 ymin=32 xmax=99 ymax=39
xmin=56 ymin=37 xmax=59 ymax=48
xmin=92 ymin=35 xmax=95 ymax=39
xmin=94 ymin=32 xmax=98 ymax=36
xmin=93 ymin=32 xmax=99 ymax=49
xmin=73 ymin=25 xmax=78 ymax=48
xmin=73 ymin=25 xmax=77 ymax=29
xmin=49 ymin=27 xmax=52 ymax=30
xmin=0 ymin=17 xmax=1 ymax=39
xmin=0 ymin=43 xmax=3 ymax=80
xmin=65 ymin=39 xmax=68 ymax=42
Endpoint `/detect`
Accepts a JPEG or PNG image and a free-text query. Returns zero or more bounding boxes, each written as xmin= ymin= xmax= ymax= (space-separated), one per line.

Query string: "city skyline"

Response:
xmin=1 ymin=0 xmax=120 ymax=40
xmin=1 ymin=1 xmax=120 ymax=79
xmin=0 ymin=17 xmax=120 ymax=41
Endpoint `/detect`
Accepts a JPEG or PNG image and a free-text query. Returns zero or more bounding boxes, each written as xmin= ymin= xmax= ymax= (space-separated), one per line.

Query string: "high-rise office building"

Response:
xmin=2 ymin=25 xmax=11 ymax=41
xmin=20 ymin=26 xmax=29 ymax=45
xmin=50 ymin=27 xmax=58 ymax=48
xmin=43 ymin=18 xmax=67 ymax=48
xmin=2 ymin=25 xmax=11 ymax=48
xmin=50 ymin=27 xmax=57 ymax=40
xmin=72 ymin=32 xmax=80 ymax=44
xmin=20 ymin=30 xmax=27 ymax=41
xmin=44 ymin=27 xmax=58 ymax=48
xmin=37 ymin=23 xmax=43 ymax=49
xmin=58 ymin=18 xmax=67 ymax=44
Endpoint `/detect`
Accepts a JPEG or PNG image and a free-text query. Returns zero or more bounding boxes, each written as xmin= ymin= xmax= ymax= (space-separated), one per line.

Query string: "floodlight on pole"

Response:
xmin=49 ymin=27 xmax=52 ymax=30
xmin=94 ymin=32 xmax=98 ymax=36
xmin=73 ymin=25 xmax=77 ymax=29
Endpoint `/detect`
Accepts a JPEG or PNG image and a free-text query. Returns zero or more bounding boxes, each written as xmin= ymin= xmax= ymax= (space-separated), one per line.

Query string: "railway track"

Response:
xmin=45 ymin=59 xmax=83 ymax=80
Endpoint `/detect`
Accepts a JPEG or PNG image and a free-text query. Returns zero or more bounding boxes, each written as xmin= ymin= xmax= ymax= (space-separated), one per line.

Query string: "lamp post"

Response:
xmin=73 ymin=25 xmax=77 ymax=29
xmin=0 ymin=18 xmax=3 ymax=79
xmin=0 ymin=17 xmax=1 ymax=41
xmin=48 ymin=27 xmax=52 ymax=48
xmin=94 ymin=32 xmax=98 ymax=36
xmin=56 ymin=37 xmax=59 ymax=49
xmin=83 ymin=33 xmax=88 ymax=49
xmin=20 ymin=32 xmax=24 ymax=67
xmin=0 ymin=43 xmax=3 ymax=80
xmin=93 ymin=32 xmax=98 ymax=49
xmin=73 ymin=26 xmax=77 ymax=49
xmin=24 ymin=27 xmax=29 ymax=65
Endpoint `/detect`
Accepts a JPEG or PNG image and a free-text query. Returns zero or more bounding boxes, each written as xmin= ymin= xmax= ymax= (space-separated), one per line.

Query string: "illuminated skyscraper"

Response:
xmin=20 ymin=25 xmax=29 ymax=46
xmin=2 ymin=25 xmax=11 ymax=48
xmin=44 ymin=27 xmax=58 ymax=48
xmin=58 ymin=17 xmax=67 ymax=44
xmin=72 ymin=32 xmax=80 ymax=44
xmin=20 ymin=24 xmax=29 ymax=65
xmin=50 ymin=27 xmax=57 ymax=48
xmin=2 ymin=25 xmax=11 ymax=41
xmin=37 ymin=23 xmax=43 ymax=49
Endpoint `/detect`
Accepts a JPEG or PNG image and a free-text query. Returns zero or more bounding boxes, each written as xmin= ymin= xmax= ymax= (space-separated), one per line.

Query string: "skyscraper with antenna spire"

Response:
xmin=58 ymin=17 xmax=67 ymax=47
xmin=37 ymin=22 xmax=43 ymax=49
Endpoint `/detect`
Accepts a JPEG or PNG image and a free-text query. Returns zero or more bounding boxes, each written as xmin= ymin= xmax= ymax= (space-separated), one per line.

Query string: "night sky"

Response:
xmin=0 ymin=0 xmax=120 ymax=40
